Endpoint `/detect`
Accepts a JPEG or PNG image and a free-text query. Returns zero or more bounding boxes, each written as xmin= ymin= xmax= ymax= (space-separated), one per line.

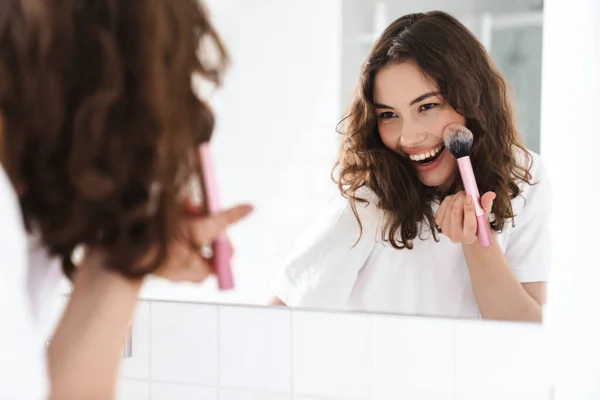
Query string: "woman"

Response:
xmin=271 ymin=11 xmax=551 ymax=322
xmin=0 ymin=1 xmax=251 ymax=399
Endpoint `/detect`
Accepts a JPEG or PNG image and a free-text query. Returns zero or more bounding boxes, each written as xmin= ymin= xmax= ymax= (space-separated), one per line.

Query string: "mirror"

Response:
xmin=134 ymin=0 xmax=552 ymax=323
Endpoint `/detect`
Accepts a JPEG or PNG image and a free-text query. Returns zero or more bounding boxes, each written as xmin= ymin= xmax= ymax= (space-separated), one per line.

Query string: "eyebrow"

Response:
xmin=373 ymin=91 xmax=441 ymax=109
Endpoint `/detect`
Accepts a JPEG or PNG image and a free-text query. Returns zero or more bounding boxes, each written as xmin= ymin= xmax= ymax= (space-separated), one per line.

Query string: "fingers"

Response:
xmin=462 ymin=194 xmax=478 ymax=244
xmin=481 ymin=192 xmax=496 ymax=216
xmin=449 ymin=192 xmax=465 ymax=243
xmin=435 ymin=194 xmax=453 ymax=229
xmin=152 ymin=204 xmax=252 ymax=285
xmin=156 ymin=240 xmax=212 ymax=283
xmin=189 ymin=204 xmax=253 ymax=245
xmin=437 ymin=191 xmax=479 ymax=244
xmin=175 ymin=259 xmax=212 ymax=283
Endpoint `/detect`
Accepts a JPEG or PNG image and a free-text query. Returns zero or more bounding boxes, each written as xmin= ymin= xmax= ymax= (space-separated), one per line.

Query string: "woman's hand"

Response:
xmin=434 ymin=191 xmax=495 ymax=244
xmin=152 ymin=203 xmax=253 ymax=283
xmin=80 ymin=203 xmax=252 ymax=283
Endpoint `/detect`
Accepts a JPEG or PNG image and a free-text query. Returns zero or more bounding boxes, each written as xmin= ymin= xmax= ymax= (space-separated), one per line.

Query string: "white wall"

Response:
xmin=340 ymin=0 xmax=543 ymax=107
xmin=541 ymin=0 xmax=600 ymax=398
xmin=138 ymin=0 xmax=343 ymax=305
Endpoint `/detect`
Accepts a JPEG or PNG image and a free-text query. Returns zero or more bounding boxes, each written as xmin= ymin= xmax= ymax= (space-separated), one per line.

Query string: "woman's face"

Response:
xmin=373 ymin=60 xmax=466 ymax=189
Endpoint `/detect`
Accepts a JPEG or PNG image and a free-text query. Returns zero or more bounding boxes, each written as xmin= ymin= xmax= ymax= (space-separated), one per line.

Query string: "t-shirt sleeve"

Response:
xmin=271 ymin=190 xmax=380 ymax=309
xmin=0 ymin=167 xmax=48 ymax=399
xmin=504 ymin=152 xmax=553 ymax=283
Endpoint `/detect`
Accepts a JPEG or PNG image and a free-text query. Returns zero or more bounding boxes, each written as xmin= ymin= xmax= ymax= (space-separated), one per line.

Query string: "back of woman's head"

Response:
xmin=0 ymin=0 xmax=227 ymax=278
xmin=336 ymin=11 xmax=531 ymax=249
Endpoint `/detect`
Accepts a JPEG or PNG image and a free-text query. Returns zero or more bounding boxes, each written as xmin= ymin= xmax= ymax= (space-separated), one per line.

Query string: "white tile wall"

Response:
xmin=219 ymin=305 xmax=292 ymax=393
xmin=456 ymin=387 xmax=552 ymax=400
xmin=371 ymin=314 xmax=455 ymax=398
xmin=150 ymin=302 xmax=219 ymax=385
xmin=121 ymin=301 xmax=150 ymax=380
xmin=119 ymin=301 xmax=550 ymax=400
xmin=294 ymin=397 xmax=366 ymax=400
xmin=151 ymin=382 xmax=218 ymax=400
xmin=292 ymin=310 xmax=371 ymax=399
xmin=219 ymin=388 xmax=291 ymax=400
xmin=454 ymin=319 xmax=550 ymax=393
xmin=116 ymin=379 xmax=149 ymax=400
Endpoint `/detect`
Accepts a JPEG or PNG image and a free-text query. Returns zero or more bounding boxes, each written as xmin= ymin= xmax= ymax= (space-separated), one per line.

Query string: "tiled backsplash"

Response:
xmin=48 ymin=297 xmax=553 ymax=400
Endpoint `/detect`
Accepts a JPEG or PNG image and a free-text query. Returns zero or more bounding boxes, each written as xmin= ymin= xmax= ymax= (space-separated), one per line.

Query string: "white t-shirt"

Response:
xmin=0 ymin=165 xmax=63 ymax=399
xmin=272 ymin=150 xmax=552 ymax=318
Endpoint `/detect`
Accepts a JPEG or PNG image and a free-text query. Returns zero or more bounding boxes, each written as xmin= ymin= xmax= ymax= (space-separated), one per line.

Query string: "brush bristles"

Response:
xmin=443 ymin=124 xmax=473 ymax=158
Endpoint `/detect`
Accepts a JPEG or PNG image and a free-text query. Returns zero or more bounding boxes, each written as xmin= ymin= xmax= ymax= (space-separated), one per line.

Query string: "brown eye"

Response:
xmin=378 ymin=111 xmax=396 ymax=119
xmin=419 ymin=103 xmax=438 ymax=112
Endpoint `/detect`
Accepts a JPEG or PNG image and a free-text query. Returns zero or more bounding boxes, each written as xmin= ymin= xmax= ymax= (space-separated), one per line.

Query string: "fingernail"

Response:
xmin=465 ymin=195 xmax=473 ymax=205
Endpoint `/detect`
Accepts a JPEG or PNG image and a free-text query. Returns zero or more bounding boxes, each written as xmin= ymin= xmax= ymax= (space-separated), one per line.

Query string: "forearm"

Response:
xmin=47 ymin=255 xmax=143 ymax=400
xmin=463 ymin=235 xmax=542 ymax=322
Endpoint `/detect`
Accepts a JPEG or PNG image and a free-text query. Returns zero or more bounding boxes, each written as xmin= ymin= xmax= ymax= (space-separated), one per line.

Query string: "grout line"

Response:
xmin=290 ymin=307 xmax=295 ymax=397
xmin=148 ymin=301 xmax=153 ymax=400
xmin=217 ymin=385 xmax=293 ymax=396
xmin=143 ymin=297 xmax=528 ymax=326
xmin=147 ymin=379 xmax=293 ymax=396
xmin=452 ymin=320 xmax=458 ymax=400
xmin=150 ymin=379 xmax=219 ymax=387
xmin=216 ymin=304 xmax=222 ymax=400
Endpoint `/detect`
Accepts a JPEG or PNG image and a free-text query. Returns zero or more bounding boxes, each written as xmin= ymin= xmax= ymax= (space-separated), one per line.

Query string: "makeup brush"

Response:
xmin=183 ymin=143 xmax=235 ymax=290
xmin=443 ymin=124 xmax=492 ymax=248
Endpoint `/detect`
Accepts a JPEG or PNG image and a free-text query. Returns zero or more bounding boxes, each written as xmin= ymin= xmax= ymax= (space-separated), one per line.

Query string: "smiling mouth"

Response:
xmin=408 ymin=144 xmax=445 ymax=165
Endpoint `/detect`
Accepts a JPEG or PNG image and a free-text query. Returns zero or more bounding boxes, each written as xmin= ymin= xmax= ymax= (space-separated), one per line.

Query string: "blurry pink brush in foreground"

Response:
xmin=443 ymin=124 xmax=492 ymax=248
xmin=188 ymin=143 xmax=234 ymax=290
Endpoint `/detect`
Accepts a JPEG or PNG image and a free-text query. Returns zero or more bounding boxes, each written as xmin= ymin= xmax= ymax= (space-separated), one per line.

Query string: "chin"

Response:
xmin=417 ymin=170 xmax=453 ymax=188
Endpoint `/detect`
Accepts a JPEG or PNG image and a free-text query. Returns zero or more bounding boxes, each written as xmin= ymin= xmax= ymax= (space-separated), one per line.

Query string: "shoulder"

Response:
xmin=0 ymin=167 xmax=49 ymax=399
xmin=320 ymin=186 xmax=383 ymax=239
xmin=0 ymin=164 xmax=27 ymax=260
xmin=283 ymin=186 xmax=383 ymax=271
xmin=513 ymin=147 xmax=546 ymax=181
xmin=273 ymin=187 xmax=382 ymax=307
xmin=511 ymin=148 xmax=552 ymax=221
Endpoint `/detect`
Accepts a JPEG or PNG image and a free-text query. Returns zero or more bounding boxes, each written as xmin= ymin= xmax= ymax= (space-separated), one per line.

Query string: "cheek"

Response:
xmin=378 ymin=123 xmax=397 ymax=150
xmin=421 ymin=115 xmax=449 ymax=140
xmin=423 ymin=109 xmax=466 ymax=140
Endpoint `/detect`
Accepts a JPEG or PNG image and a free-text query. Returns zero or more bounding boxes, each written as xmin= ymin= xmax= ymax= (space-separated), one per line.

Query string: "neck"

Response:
xmin=435 ymin=172 xmax=461 ymax=198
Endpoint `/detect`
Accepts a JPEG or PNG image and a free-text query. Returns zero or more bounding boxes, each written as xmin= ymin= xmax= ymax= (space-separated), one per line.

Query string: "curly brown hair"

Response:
xmin=0 ymin=0 xmax=227 ymax=278
xmin=334 ymin=11 xmax=533 ymax=249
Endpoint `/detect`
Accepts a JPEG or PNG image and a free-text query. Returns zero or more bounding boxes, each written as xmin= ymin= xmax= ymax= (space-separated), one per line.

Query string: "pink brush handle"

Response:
xmin=198 ymin=143 xmax=235 ymax=290
xmin=213 ymin=237 xmax=234 ymax=290
xmin=457 ymin=157 xmax=492 ymax=248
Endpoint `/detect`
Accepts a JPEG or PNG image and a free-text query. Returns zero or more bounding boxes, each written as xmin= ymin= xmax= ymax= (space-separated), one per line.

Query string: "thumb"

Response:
xmin=481 ymin=192 xmax=496 ymax=215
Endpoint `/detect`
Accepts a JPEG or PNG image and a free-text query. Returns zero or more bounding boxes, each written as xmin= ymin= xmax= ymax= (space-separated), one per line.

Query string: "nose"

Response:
xmin=399 ymin=122 xmax=428 ymax=149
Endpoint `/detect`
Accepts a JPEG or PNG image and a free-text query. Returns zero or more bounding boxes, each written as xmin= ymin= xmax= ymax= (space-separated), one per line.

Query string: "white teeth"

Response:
xmin=409 ymin=145 xmax=443 ymax=161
